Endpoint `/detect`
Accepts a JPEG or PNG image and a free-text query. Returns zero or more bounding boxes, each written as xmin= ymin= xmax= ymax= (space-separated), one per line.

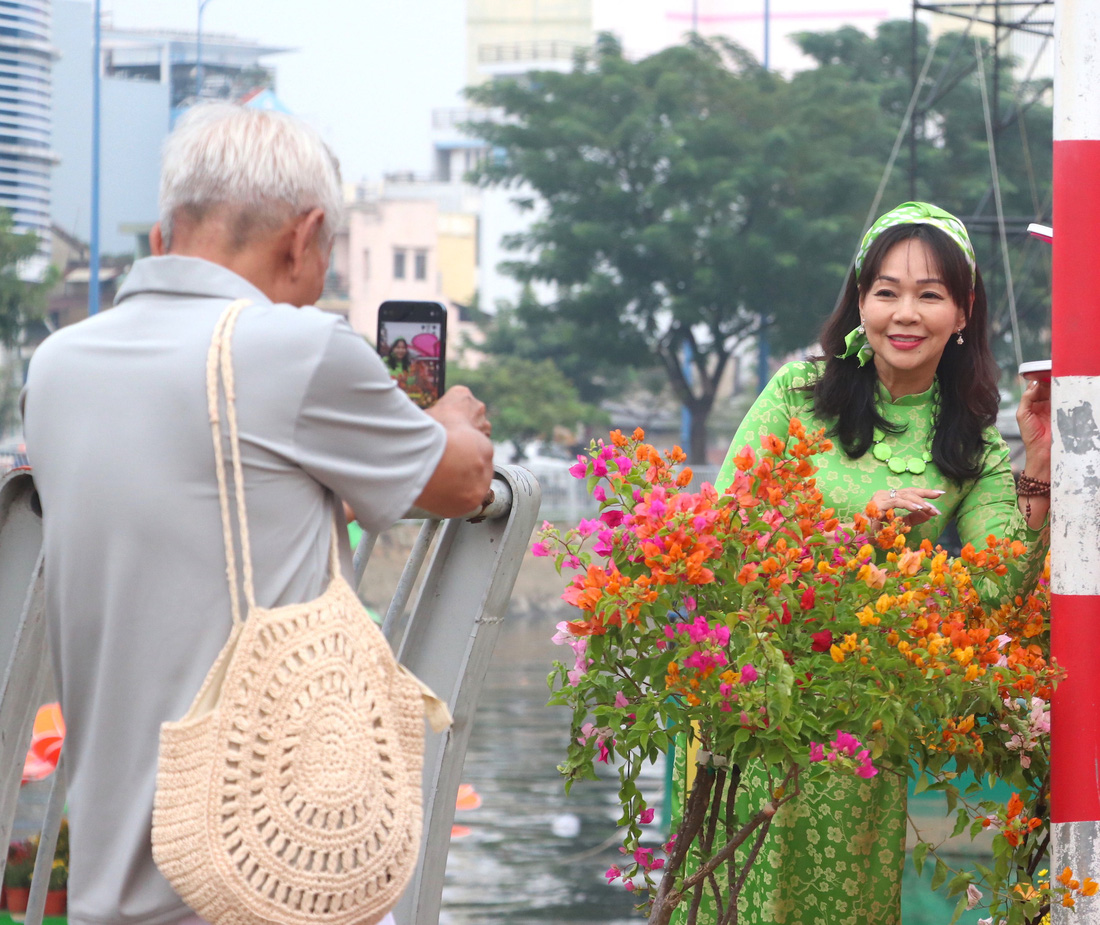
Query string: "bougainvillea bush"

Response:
xmin=539 ymin=424 xmax=1083 ymax=925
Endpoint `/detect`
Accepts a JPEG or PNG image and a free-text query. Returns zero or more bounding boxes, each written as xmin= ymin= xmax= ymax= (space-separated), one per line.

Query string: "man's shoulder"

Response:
xmin=241 ymin=301 xmax=345 ymax=342
xmin=236 ymin=302 xmax=367 ymax=368
xmin=27 ymin=310 xmax=113 ymax=371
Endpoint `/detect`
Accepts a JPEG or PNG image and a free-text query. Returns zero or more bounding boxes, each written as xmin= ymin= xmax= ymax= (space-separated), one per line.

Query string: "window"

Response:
xmin=393 ymin=249 xmax=406 ymax=279
xmin=414 ymin=250 xmax=428 ymax=281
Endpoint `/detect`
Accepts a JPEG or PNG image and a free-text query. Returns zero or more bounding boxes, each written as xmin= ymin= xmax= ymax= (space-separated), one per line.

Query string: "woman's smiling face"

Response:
xmin=860 ymin=237 xmax=969 ymax=398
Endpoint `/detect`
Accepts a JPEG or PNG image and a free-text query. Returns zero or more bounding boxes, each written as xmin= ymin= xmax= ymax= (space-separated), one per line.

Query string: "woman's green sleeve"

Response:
xmin=713 ymin=364 xmax=807 ymax=492
xmin=953 ymin=433 xmax=1049 ymax=607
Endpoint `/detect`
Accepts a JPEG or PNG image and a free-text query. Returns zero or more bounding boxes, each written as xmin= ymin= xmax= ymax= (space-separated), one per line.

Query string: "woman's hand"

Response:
xmin=869 ymin=487 xmax=946 ymax=528
xmin=1017 ymin=378 xmax=1052 ymax=479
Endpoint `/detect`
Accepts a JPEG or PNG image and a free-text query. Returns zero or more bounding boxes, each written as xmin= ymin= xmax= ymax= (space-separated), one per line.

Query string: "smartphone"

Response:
xmin=376 ymin=300 xmax=447 ymax=408
xmin=1018 ymin=360 xmax=1051 ymax=382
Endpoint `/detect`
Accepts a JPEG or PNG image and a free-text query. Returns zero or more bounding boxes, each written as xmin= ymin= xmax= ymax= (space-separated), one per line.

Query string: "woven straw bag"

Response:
xmin=153 ymin=299 xmax=444 ymax=925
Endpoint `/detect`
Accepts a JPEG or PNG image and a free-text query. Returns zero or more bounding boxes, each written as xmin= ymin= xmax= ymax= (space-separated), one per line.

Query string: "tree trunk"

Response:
xmin=689 ymin=404 xmax=709 ymax=467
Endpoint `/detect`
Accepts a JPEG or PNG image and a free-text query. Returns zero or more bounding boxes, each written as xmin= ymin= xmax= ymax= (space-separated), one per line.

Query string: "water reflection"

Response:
xmin=441 ymin=615 xmax=650 ymax=925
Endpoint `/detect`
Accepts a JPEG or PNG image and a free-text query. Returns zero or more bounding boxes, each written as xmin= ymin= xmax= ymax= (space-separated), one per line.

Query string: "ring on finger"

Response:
xmin=889 ymin=488 xmax=897 ymax=499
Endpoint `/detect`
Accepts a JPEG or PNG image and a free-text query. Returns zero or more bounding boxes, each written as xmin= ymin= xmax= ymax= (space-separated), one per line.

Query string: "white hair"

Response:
xmin=159 ymin=102 xmax=343 ymax=249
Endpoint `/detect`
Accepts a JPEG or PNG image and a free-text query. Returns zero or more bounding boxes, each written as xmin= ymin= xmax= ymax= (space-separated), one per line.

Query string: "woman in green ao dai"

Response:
xmin=670 ymin=202 xmax=1052 ymax=925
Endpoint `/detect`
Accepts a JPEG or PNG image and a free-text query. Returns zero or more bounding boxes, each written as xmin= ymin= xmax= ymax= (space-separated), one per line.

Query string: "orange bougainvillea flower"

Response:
xmin=538 ymin=423 xmax=1060 ymax=913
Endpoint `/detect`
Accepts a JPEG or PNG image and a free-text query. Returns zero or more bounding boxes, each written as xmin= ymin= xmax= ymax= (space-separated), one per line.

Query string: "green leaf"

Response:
xmin=930 ymin=858 xmax=949 ymax=891
xmin=946 ymin=871 xmax=972 ymax=895
xmin=944 ymin=786 xmax=958 ymax=815
xmin=912 ymin=841 xmax=929 ymax=876
xmin=948 ymin=893 xmax=968 ymax=925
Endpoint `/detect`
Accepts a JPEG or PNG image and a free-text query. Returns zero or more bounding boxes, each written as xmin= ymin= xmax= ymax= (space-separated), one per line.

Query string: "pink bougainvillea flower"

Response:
xmin=577 ymin=518 xmax=601 ymax=536
xmin=593 ymin=485 xmax=607 ymax=502
xmin=811 ymin=630 xmax=834 ymax=653
xmin=532 ymin=541 xmax=550 ymax=557
xmin=551 ymin=622 xmax=574 ymax=646
xmin=614 ymin=691 xmax=629 ymax=708
xmin=639 ymin=808 xmax=655 ymax=824
xmin=966 ymin=884 xmax=983 ymax=910
xmin=568 ymin=457 xmax=588 ymax=479
xmin=740 ymin=664 xmax=758 ymax=684
xmin=809 ymin=742 xmax=825 ymax=762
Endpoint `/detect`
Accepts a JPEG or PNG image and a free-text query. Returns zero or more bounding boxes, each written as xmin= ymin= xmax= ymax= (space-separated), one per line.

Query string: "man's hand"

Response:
xmin=415 ymin=386 xmax=495 ymax=518
xmin=427 ymin=385 xmax=492 ymax=439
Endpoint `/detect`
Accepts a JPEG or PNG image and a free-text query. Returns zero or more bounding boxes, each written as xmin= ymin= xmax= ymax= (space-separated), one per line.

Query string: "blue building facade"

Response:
xmin=0 ymin=0 xmax=57 ymax=278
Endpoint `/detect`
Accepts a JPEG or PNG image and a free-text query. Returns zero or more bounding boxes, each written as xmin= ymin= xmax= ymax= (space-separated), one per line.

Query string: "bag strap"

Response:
xmin=206 ymin=299 xmax=341 ymax=624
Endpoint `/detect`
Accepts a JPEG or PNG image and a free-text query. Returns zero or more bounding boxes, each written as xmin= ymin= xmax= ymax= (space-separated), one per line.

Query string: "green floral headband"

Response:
xmin=854 ymin=201 xmax=976 ymax=279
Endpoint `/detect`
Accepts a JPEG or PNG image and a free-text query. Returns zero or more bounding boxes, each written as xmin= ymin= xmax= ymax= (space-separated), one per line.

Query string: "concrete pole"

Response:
xmin=1051 ymin=1 xmax=1100 ymax=920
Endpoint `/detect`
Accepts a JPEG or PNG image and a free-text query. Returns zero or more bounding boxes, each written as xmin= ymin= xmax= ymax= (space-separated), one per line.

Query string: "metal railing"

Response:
xmin=0 ymin=464 xmax=541 ymax=925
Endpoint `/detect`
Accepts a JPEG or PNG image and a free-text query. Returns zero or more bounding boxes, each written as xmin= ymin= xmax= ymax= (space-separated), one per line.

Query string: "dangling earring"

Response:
xmin=956 ymin=329 xmax=965 ymax=345
xmin=857 ymin=320 xmax=865 ymax=334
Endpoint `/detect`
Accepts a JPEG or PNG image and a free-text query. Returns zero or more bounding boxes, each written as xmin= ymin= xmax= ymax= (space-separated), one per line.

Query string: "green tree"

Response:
xmin=468 ymin=34 xmax=895 ymax=461
xmin=468 ymin=24 xmax=1052 ymax=460
xmin=451 ymin=355 xmax=607 ymax=461
xmin=0 ymin=211 xmax=54 ymax=437
xmin=0 ymin=209 xmax=50 ymax=347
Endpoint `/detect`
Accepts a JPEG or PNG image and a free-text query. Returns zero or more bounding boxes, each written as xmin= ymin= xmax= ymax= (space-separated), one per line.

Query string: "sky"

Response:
xmin=98 ymin=1 xmax=917 ymax=184
xmin=102 ymin=0 xmax=468 ymax=184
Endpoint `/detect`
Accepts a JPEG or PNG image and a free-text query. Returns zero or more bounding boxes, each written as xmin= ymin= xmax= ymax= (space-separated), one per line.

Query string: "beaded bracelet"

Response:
xmin=1016 ymin=472 xmax=1051 ymax=520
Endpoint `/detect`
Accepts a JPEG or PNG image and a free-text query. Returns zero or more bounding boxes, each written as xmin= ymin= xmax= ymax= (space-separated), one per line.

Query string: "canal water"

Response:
xmin=439 ymin=615 xmax=990 ymax=925
xmin=440 ymin=615 xmax=643 ymax=925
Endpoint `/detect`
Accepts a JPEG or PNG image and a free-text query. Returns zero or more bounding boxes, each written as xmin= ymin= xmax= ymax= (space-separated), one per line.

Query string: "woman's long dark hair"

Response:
xmin=813 ymin=223 xmax=1000 ymax=482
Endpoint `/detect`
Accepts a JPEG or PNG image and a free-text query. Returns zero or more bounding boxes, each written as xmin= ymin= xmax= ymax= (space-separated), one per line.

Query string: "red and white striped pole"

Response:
xmin=1051 ymin=1 xmax=1100 ymax=919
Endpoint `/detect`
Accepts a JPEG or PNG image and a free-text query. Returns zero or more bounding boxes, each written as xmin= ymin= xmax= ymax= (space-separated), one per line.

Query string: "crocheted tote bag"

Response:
xmin=152 ymin=300 xmax=442 ymax=925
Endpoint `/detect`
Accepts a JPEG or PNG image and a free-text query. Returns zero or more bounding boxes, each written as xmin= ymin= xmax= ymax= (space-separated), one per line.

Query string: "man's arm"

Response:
xmin=414 ymin=386 xmax=494 ymax=518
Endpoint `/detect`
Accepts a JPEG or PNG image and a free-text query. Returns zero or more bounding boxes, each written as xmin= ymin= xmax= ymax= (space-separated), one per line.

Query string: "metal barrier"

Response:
xmin=0 ymin=464 xmax=541 ymax=925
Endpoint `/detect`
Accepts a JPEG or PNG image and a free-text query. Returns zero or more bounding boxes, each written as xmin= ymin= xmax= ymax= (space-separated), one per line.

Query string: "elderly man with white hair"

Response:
xmin=21 ymin=103 xmax=494 ymax=925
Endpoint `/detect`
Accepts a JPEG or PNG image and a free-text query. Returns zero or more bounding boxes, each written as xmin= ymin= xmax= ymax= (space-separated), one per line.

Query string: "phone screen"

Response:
xmin=377 ymin=301 xmax=446 ymax=409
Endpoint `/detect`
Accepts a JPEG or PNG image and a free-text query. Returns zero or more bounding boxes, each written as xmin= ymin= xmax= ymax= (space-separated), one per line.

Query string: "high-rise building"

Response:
xmin=466 ymin=0 xmax=593 ymax=86
xmin=51 ymin=1 xmax=287 ymax=254
xmin=0 ymin=0 xmax=58 ymax=279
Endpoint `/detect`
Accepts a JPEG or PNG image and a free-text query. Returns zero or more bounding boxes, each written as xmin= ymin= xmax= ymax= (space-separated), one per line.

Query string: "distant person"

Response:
xmin=22 ymin=102 xmax=493 ymax=925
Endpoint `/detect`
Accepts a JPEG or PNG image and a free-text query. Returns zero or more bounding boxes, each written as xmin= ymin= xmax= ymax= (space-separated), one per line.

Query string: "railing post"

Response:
xmin=1050 ymin=0 xmax=1100 ymax=919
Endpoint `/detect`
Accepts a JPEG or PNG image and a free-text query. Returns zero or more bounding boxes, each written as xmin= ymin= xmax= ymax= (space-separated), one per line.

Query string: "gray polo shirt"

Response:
xmin=22 ymin=256 xmax=446 ymax=925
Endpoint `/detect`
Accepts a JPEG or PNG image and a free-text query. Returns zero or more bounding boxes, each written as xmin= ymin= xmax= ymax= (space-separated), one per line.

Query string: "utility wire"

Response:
xmin=833 ymin=36 xmax=939 ymax=311
xmin=974 ymin=34 xmax=1024 ymax=369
